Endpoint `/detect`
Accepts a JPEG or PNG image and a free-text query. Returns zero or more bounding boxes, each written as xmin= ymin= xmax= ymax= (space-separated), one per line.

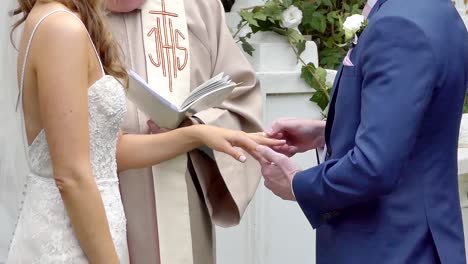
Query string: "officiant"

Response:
xmin=105 ymin=0 xmax=262 ymax=263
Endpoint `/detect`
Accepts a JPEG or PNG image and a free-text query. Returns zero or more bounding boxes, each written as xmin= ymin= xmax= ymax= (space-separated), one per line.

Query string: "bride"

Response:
xmin=2 ymin=0 xmax=282 ymax=263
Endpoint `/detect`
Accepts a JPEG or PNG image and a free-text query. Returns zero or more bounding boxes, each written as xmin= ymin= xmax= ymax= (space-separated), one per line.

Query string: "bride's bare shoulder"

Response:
xmin=25 ymin=7 xmax=88 ymax=51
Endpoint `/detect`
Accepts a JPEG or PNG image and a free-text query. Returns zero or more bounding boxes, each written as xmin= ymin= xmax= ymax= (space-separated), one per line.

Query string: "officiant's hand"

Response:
xmin=256 ymin=145 xmax=301 ymax=201
xmin=267 ymin=118 xmax=326 ymax=157
xmin=147 ymin=120 xmax=170 ymax=134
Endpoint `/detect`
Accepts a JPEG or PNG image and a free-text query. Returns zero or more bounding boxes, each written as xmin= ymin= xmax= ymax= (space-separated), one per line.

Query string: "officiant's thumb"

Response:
xmin=147 ymin=120 xmax=169 ymax=134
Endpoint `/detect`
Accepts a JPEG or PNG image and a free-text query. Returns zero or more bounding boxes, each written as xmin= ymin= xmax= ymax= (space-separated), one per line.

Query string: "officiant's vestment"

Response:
xmin=106 ymin=1 xmax=262 ymax=263
xmin=292 ymin=0 xmax=468 ymax=263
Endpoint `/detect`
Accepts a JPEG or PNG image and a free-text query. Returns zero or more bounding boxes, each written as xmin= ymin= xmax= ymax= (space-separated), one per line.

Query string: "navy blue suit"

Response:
xmin=292 ymin=0 xmax=468 ymax=263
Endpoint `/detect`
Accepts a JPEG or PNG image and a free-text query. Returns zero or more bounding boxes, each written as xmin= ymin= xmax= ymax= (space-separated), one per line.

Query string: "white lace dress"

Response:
xmin=6 ymin=10 xmax=129 ymax=263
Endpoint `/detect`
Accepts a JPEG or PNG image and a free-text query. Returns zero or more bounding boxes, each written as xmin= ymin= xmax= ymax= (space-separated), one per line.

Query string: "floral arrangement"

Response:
xmin=233 ymin=0 xmax=365 ymax=116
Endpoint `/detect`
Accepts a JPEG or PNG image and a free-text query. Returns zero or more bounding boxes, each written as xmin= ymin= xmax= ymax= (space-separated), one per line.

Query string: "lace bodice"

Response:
xmin=28 ymin=76 xmax=127 ymax=180
xmin=7 ymin=75 xmax=129 ymax=263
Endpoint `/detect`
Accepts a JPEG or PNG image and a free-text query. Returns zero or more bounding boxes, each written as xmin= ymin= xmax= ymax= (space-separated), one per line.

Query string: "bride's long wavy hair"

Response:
xmin=11 ymin=0 xmax=128 ymax=86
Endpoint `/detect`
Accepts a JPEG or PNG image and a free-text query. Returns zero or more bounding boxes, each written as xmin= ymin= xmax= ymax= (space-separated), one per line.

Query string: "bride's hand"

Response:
xmin=192 ymin=125 xmax=286 ymax=162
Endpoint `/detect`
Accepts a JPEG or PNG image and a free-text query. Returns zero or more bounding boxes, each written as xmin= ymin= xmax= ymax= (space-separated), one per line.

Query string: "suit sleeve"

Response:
xmin=292 ymin=17 xmax=438 ymax=228
xmin=188 ymin=0 xmax=263 ymax=227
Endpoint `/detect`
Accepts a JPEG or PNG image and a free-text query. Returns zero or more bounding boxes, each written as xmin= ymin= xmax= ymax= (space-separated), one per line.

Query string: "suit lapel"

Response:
xmin=368 ymin=0 xmax=389 ymax=19
xmin=323 ymin=0 xmax=389 ymax=158
xmin=324 ymin=65 xmax=344 ymax=154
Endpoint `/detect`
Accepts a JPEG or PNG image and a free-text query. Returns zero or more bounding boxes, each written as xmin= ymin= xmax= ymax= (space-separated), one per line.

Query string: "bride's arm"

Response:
xmin=34 ymin=15 xmax=118 ymax=263
xmin=116 ymin=125 xmax=284 ymax=172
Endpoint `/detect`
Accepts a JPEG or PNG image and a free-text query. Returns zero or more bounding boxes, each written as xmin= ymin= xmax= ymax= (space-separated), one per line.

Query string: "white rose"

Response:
xmin=280 ymin=5 xmax=303 ymax=30
xmin=343 ymin=14 xmax=365 ymax=40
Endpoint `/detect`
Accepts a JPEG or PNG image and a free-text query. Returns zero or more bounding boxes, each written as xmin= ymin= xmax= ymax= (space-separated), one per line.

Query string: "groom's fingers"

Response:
xmin=257 ymin=145 xmax=301 ymax=176
xmin=256 ymin=145 xmax=288 ymax=166
xmin=267 ymin=131 xmax=284 ymax=139
xmin=255 ymin=152 xmax=270 ymax=164
xmin=268 ymin=118 xmax=297 ymax=137
xmin=272 ymin=145 xmax=298 ymax=157
xmin=247 ymin=149 xmax=269 ymax=164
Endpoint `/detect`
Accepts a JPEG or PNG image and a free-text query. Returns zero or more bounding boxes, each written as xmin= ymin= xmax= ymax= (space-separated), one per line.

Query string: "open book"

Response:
xmin=127 ymin=70 xmax=238 ymax=129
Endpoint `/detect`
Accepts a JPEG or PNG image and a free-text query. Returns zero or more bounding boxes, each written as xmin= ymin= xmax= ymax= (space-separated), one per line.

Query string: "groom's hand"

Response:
xmin=256 ymin=145 xmax=301 ymax=201
xmin=267 ymin=118 xmax=326 ymax=157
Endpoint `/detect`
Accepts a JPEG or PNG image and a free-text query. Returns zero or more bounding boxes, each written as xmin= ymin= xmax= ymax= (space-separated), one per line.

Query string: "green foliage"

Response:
xmin=301 ymin=63 xmax=332 ymax=115
xmin=297 ymin=0 xmax=365 ymax=69
xmin=235 ymin=0 xmax=365 ymax=69
xmin=233 ymin=0 xmax=365 ymax=116
xmin=238 ymin=32 xmax=254 ymax=56
xmin=235 ymin=0 xmax=316 ymax=61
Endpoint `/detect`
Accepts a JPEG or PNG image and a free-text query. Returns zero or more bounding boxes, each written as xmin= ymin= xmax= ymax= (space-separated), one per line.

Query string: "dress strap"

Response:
xmin=16 ymin=9 xmax=105 ymax=110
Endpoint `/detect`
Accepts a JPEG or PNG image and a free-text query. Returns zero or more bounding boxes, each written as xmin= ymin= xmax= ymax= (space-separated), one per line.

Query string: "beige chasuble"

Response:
xmin=106 ymin=0 xmax=263 ymax=263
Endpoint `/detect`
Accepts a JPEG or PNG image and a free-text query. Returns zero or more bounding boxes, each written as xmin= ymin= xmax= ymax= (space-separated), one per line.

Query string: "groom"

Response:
xmin=257 ymin=0 xmax=468 ymax=263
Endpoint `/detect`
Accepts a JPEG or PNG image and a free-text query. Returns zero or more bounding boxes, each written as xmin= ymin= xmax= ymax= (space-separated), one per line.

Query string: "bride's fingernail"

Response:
xmin=239 ymin=155 xmax=247 ymax=162
xmin=262 ymin=132 xmax=267 ymax=137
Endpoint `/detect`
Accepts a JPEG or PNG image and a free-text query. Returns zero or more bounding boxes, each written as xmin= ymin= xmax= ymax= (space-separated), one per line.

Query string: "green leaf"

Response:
xmin=301 ymin=63 xmax=320 ymax=89
xmin=302 ymin=64 xmax=332 ymax=112
xmin=464 ymin=93 xmax=468 ymax=113
xmin=302 ymin=2 xmax=318 ymax=13
xmin=316 ymin=67 xmax=328 ymax=84
xmin=263 ymin=1 xmax=283 ymax=22
xmin=343 ymin=2 xmax=351 ymax=12
xmin=253 ymin=12 xmax=268 ymax=21
xmin=295 ymin=40 xmax=306 ymax=57
xmin=310 ymin=90 xmax=329 ymax=111
xmin=318 ymin=16 xmax=327 ymax=33
xmin=236 ymin=19 xmax=244 ymax=30
xmin=239 ymin=10 xmax=259 ymax=27
xmin=320 ymin=47 xmax=346 ymax=69
xmin=322 ymin=0 xmax=333 ymax=7
xmin=303 ymin=12 xmax=327 ymax=33
xmin=251 ymin=19 xmax=278 ymax=33
xmin=301 ymin=2 xmax=319 ymax=28
xmin=327 ymin=11 xmax=339 ymax=23
xmin=287 ymin=28 xmax=305 ymax=46
xmin=282 ymin=0 xmax=293 ymax=7
xmin=239 ymin=36 xmax=255 ymax=56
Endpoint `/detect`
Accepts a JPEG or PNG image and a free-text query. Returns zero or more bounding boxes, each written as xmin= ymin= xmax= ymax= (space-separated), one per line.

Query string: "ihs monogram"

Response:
xmin=147 ymin=0 xmax=189 ymax=93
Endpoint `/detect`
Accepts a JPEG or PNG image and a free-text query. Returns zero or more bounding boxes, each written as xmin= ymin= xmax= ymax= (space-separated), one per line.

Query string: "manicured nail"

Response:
xmin=239 ymin=155 xmax=247 ymax=163
xmin=262 ymin=132 xmax=267 ymax=137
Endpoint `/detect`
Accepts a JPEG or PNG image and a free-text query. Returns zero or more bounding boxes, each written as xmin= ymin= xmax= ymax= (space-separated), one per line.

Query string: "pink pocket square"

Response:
xmin=343 ymin=49 xmax=354 ymax=66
